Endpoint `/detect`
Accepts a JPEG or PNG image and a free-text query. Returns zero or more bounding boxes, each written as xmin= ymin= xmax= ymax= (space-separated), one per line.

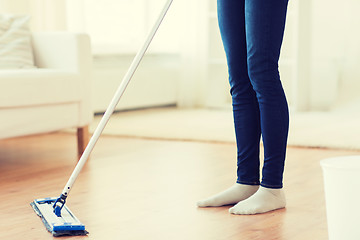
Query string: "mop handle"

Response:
xmin=59 ymin=0 xmax=173 ymax=201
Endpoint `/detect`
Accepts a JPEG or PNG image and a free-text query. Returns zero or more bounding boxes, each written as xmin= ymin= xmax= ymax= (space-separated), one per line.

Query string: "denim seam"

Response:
xmin=260 ymin=182 xmax=283 ymax=189
xmin=236 ymin=180 xmax=260 ymax=186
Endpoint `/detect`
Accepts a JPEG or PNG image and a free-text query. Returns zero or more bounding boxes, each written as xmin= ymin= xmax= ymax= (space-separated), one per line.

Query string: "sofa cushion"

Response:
xmin=0 ymin=69 xmax=81 ymax=107
xmin=0 ymin=14 xmax=36 ymax=69
xmin=0 ymin=103 xmax=80 ymax=140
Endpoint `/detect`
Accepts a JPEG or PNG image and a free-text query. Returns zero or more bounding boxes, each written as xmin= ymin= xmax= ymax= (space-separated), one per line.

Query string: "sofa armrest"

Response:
xmin=31 ymin=32 xmax=92 ymax=72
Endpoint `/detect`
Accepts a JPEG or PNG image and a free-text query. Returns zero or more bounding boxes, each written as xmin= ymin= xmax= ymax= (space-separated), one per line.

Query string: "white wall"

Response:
xmin=309 ymin=0 xmax=360 ymax=110
xmin=1 ymin=0 xmax=359 ymax=111
xmin=66 ymin=0 xmax=184 ymax=112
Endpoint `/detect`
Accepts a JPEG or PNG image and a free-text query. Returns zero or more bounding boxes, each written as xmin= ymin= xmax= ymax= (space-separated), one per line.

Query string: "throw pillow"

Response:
xmin=0 ymin=14 xmax=36 ymax=69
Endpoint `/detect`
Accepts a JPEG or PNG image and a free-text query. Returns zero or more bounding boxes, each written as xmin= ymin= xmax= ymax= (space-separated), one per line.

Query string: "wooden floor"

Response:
xmin=1 ymin=132 xmax=359 ymax=240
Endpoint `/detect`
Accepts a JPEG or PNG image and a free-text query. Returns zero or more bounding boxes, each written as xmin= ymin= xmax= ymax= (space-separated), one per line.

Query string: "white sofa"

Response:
xmin=0 ymin=32 xmax=93 ymax=156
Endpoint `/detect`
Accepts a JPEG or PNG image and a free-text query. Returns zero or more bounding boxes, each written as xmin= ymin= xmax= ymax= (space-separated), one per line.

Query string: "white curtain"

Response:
xmin=0 ymin=0 xmax=225 ymax=108
xmin=66 ymin=0 xmax=182 ymax=54
xmin=0 ymin=0 xmax=67 ymax=31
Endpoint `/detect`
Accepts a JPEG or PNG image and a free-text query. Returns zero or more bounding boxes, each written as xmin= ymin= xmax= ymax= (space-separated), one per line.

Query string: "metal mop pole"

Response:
xmin=53 ymin=0 xmax=174 ymax=216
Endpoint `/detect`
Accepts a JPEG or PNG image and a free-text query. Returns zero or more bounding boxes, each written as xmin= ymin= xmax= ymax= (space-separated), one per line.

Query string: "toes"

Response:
xmin=197 ymin=200 xmax=206 ymax=207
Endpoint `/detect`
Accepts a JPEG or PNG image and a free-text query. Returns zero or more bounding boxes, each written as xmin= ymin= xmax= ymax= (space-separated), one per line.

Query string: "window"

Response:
xmin=66 ymin=0 xmax=181 ymax=54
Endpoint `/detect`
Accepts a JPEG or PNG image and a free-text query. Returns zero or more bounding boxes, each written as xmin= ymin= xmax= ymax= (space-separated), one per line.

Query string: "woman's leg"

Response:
xmin=245 ymin=0 xmax=289 ymax=189
xmin=218 ymin=0 xmax=262 ymax=187
xmin=197 ymin=0 xmax=261 ymax=207
xmin=229 ymin=0 xmax=289 ymax=214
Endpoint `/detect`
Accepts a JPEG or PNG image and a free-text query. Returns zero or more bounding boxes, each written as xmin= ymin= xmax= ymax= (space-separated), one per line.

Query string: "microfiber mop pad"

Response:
xmin=30 ymin=198 xmax=88 ymax=237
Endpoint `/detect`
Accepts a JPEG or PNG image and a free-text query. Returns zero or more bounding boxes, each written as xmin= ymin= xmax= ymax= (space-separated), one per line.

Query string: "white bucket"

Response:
xmin=320 ymin=156 xmax=360 ymax=240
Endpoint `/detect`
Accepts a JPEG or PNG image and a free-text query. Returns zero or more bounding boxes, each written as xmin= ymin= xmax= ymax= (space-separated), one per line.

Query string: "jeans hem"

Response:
xmin=236 ymin=180 xmax=260 ymax=186
xmin=260 ymin=183 xmax=283 ymax=189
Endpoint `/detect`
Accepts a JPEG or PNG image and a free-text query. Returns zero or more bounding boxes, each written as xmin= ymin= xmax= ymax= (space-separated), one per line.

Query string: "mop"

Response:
xmin=30 ymin=0 xmax=173 ymax=236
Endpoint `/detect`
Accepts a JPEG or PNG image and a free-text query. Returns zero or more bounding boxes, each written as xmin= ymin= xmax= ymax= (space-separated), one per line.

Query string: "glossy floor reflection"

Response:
xmin=1 ymin=132 xmax=358 ymax=239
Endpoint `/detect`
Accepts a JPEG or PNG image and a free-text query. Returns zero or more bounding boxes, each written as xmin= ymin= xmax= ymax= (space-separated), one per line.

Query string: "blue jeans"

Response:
xmin=217 ymin=0 xmax=289 ymax=188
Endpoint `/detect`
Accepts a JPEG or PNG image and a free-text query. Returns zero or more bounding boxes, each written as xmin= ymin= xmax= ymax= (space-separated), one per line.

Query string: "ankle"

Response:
xmin=259 ymin=186 xmax=285 ymax=198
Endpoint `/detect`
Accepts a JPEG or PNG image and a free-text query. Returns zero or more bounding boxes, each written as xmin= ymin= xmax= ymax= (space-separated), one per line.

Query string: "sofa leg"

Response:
xmin=77 ymin=126 xmax=89 ymax=158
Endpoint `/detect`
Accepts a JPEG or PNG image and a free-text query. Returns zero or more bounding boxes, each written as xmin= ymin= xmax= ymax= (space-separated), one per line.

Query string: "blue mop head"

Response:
xmin=30 ymin=197 xmax=88 ymax=237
